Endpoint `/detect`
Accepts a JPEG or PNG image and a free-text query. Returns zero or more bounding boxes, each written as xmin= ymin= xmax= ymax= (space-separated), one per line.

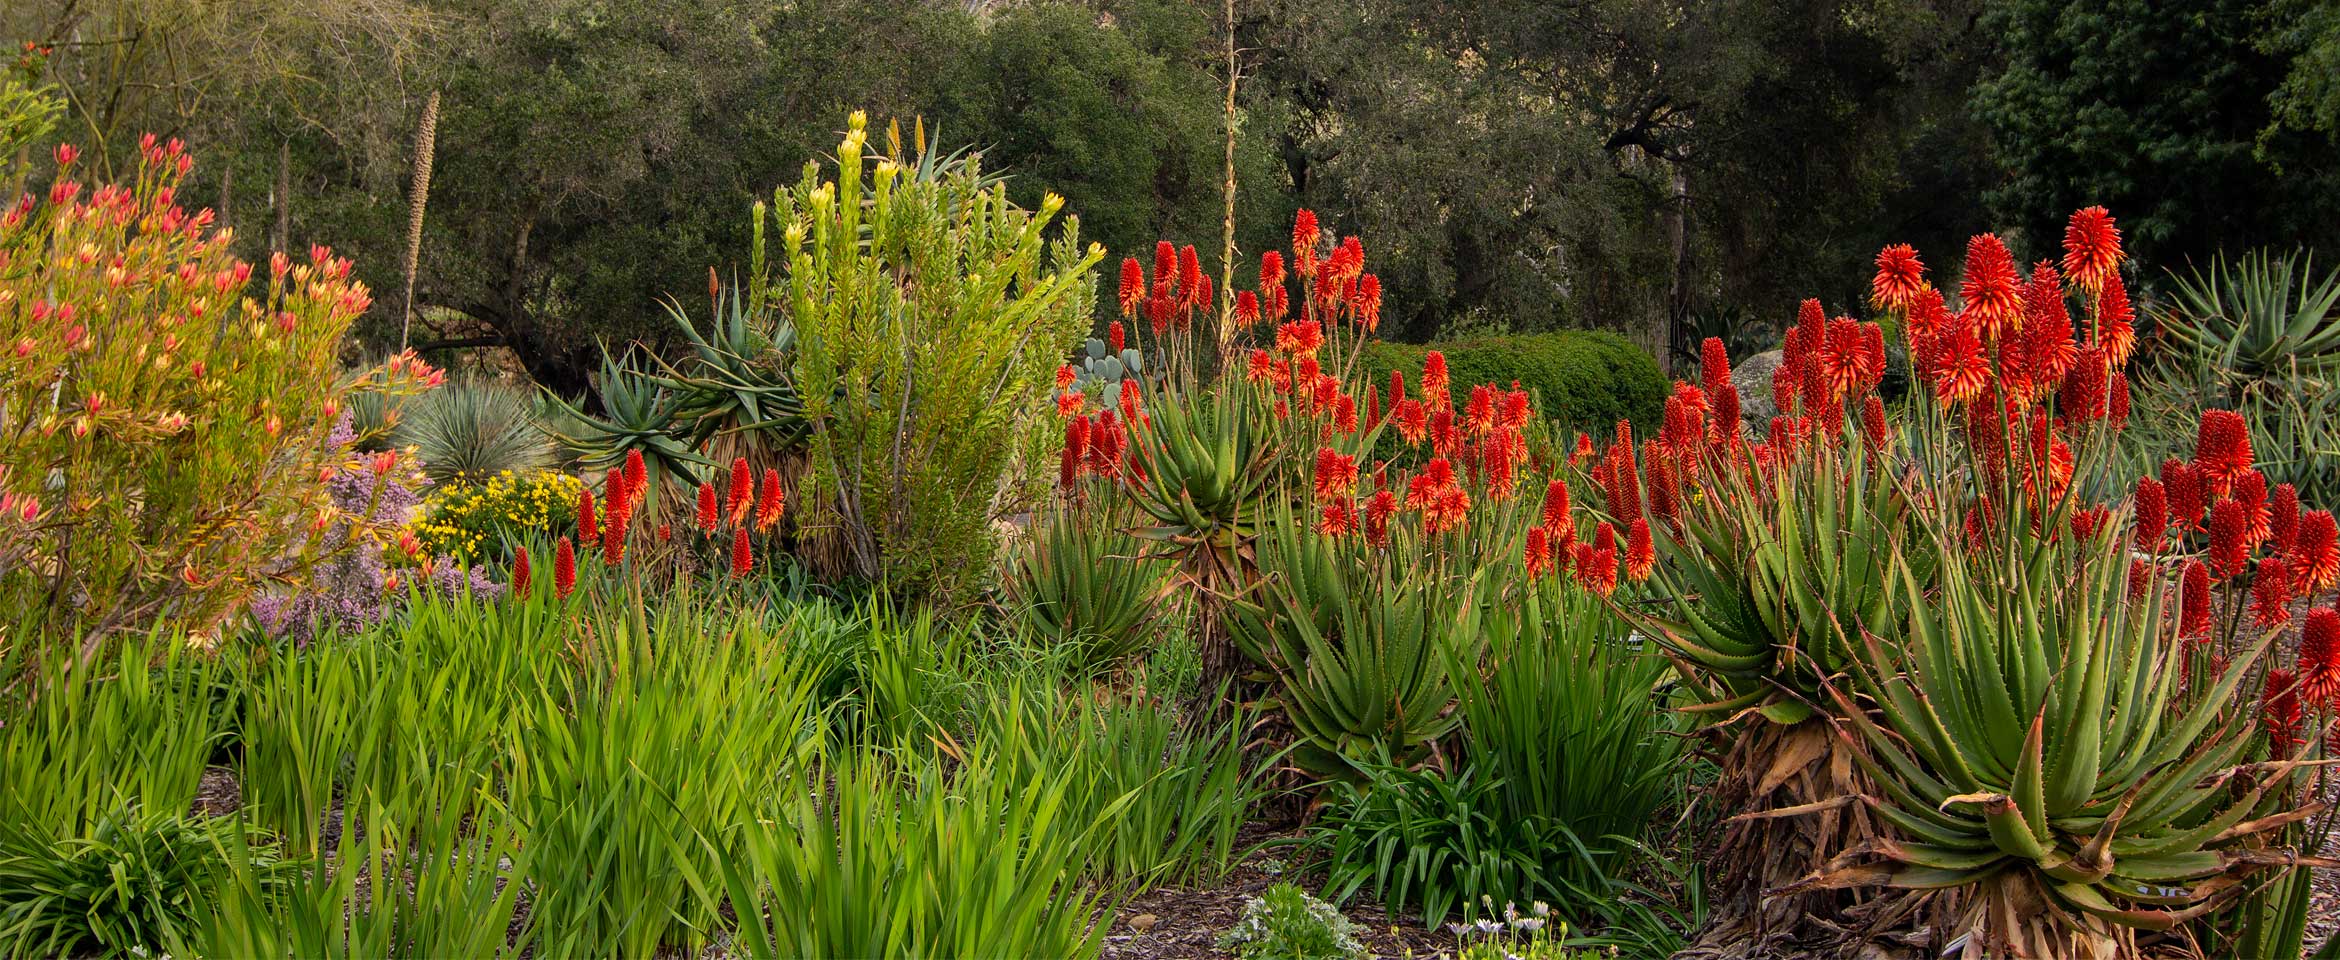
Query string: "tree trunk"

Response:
xmin=1665 ymin=161 xmax=1693 ymax=376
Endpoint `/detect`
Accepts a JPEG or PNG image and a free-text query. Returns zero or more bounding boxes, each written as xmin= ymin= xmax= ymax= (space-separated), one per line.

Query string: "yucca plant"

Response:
xmin=656 ymin=269 xmax=807 ymax=450
xmin=393 ymin=379 xmax=555 ymax=485
xmin=1007 ymin=505 xmax=1170 ymax=680
xmin=2158 ymin=248 xmax=2340 ymax=380
xmin=1807 ymin=515 xmax=2324 ymax=958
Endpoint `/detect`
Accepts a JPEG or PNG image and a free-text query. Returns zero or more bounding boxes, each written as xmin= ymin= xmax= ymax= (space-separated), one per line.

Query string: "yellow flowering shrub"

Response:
xmin=405 ymin=470 xmax=582 ymax=564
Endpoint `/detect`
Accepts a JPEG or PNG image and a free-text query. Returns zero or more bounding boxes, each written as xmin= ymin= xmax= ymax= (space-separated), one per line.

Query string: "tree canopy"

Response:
xmin=8 ymin=0 xmax=2337 ymax=397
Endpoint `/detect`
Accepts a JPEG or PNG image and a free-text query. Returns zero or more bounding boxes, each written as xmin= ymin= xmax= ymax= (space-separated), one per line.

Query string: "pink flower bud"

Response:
xmin=53 ymin=144 xmax=76 ymax=167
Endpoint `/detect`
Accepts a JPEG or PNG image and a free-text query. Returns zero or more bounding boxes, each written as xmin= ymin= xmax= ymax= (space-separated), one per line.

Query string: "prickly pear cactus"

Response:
xmin=1061 ymin=337 xmax=1146 ymax=410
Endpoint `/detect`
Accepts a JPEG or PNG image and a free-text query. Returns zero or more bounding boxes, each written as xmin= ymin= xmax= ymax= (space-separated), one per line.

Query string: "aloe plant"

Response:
xmin=1007 ymin=505 xmax=1170 ymax=680
xmin=2159 ymin=248 xmax=2340 ymax=380
xmin=1637 ymin=435 xmax=1917 ymax=721
xmin=1231 ymin=502 xmax=1471 ymax=777
xmin=1812 ymin=515 xmax=2325 ymax=957
xmin=1124 ymin=384 xmax=1280 ymax=687
xmin=539 ymin=349 xmax=711 ymax=488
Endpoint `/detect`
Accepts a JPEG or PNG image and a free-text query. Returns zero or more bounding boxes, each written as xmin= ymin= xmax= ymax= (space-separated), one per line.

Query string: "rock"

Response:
xmin=1731 ymin=349 xmax=1784 ymax=433
xmin=1127 ymin=914 xmax=1158 ymax=934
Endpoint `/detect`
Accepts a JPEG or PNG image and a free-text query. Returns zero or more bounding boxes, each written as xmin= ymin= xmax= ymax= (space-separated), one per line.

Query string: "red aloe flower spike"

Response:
xmin=1364 ymin=489 xmax=1397 ymax=548
xmin=2022 ymin=263 xmax=2077 ymax=392
xmin=1316 ymin=499 xmax=1360 ymax=537
xmin=2193 ymin=410 xmax=2253 ymax=496
xmin=696 ymin=481 xmax=720 ymax=534
xmin=602 ymin=510 xmax=628 ymax=564
xmin=1117 ymin=258 xmax=1145 ymax=317
xmin=1871 ymin=243 xmax=1925 ymax=312
xmin=2061 ymin=206 xmax=2124 ymax=293
xmin=1152 ymin=241 xmax=1178 ymax=303
xmin=1572 ymin=533 xmax=1617 ymax=597
xmin=2162 ymin=459 xmax=2206 ymax=534
xmin=1524 ymin=525 xmax=1554 ymax=579
xmin=2127 ymin=558 xmax=2152 ymax=602
xmin=2270 ymin=483 xmax=2301 ymax=559
xmin=756 ymin=468 xmax=785 ymax=530
xmin=2096 ymin=273 xmax=2138 ymax=369
xmin=1700 ymin=337 xmax=1732 ymax=396
xmin=731 ymin=525 xmax=753 ymax=577
xmin=1860 ymin=395 xmax=1890 ymax=450
xmin=2209 ymin=498 xmax=2250 ymax=580
xmin=1541 ymin=478 xmax=1572 ymax=530
xmin=1625 ymin=518 xmax=1656 ymax=581
xmin=1062 ymin=416 xmax=1090 ymax=488
xmin=624 ymin=449 xmax=648 ymax=498
xmin=2250 ymin=558 xmax=2294 ymax=628
xmin=554 ymin=537 xmax=578 ymax=599
xmin=2235 ymin=471 xmax=2271 ymax=547
xmin=1932 ymin=313 xmax=1991 ymax=406
xmin=2290 ymin=510 xmax=2339 ymax=592
xmin=1421 ymin=351 xmax=1450 ymax=403
xmin=727 ymin=456 xmax=754 ymax=522
xmin=2133 ymin=476 xmax=2168 ymax=552
xmin=2302 ymin=608 xmax=2340 ymax=705
xmin=1178 ymin=245 xmax=1204 ymax=310
xmin=1959 ymin=233 xmax=2023 ymax=340
xmin=1109 ymin=320 xmax=1126 ymax=354
xmin=2180 ymin=559 xmax=2213 ymax=640
xmin=512 ymin=547 xmax=532 ymax=600
xmin=578 ymin=487 xmax=599 ymax=544
xmin=1313 ymin=447 xmax=1360 ymax=502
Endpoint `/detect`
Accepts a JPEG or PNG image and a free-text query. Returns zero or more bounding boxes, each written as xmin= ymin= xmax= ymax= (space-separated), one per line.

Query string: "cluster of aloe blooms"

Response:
xmin=508 ymin=449 xmax=789 ymax=600
xmin=1587 ymin=206 xmax=2340 ymax=951
xmin=1056 ymin=210 xmax=1642 ymax=590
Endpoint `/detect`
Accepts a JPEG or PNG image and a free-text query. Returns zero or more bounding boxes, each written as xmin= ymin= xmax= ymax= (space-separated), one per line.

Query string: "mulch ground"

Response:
xmin=1099 ymin=833 xmax=1456 ymax=960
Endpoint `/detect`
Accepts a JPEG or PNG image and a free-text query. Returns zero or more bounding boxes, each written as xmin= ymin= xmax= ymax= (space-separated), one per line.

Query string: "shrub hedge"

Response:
xmin=1358 ymin=331 xmax=1666 ymax=439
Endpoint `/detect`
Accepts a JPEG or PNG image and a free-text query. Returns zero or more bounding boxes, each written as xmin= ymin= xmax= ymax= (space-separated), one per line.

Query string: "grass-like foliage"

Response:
xmin=0 ymin=571 xmax=1269 ymax=958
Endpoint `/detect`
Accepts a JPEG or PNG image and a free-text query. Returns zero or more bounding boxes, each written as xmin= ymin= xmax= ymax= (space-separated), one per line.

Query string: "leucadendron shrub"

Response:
xmin=0 ymin=129 xmax=436 ymax=652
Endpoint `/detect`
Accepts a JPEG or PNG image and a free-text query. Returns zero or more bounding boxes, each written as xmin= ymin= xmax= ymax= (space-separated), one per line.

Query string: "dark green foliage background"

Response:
xmin=1360 ymin=331 xmax=1669 ymax=441
xmin=8 ymin=0 xmax=2339 ymax=401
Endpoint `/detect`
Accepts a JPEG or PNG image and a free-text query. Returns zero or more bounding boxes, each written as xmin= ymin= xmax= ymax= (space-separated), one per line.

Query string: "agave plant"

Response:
xmin=1123 ymin=383 xmax=1280 ymax=687
xmin=1007 ymin=506 xmax=1170 ymax=680
xmin=1809 ymin=516 xmax=2325 ymax=958
xmin=2158 ymin=248 xmax=2340 ymax=381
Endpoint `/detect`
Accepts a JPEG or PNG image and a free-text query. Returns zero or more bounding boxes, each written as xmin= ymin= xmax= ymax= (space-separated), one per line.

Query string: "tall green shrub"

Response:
xmin=777 ymin=113 xmax=1101 ymax=601
xmin=1359 ymin=331 xmax=1665 ymax=439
